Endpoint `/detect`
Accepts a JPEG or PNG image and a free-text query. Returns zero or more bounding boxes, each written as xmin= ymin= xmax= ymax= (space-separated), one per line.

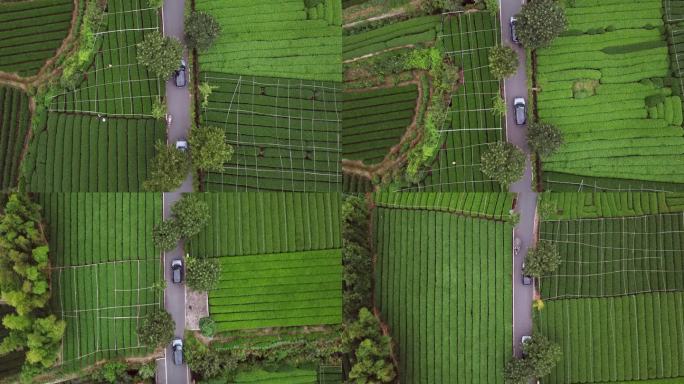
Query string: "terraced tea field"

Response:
xmin=412 ymin=12 xmax=504 ymax=191
xmin=39 ymin=193 xmax=163 ymax=369
xmin=343 ymin=15 xmax=440 ymax=61
xmin=373 ymin=192 xmax=513 ymax=384
xmin=188 ymin=193 xmax=341 ymax=331
xmin=0 ymin=0 xmax=73 ymax=76
xmin=537 ymin=293 xmax=684 ymax=383
xmin=0 ymin=86 xmax=31 ymax=190
xmin=536 ymin=192 xmax=684 ymax=384
xmin=200 ymin=73 xmax=341 ymax=192
xmin=24 ymin=114 xmax=165 ymax=192
xmin=49 ymin=0 xmax=163 ymax=117
xmin=538 ymin=0 xmax=684 ymax=191
xmin=342 ymin=85 xmax=418 ymax=165
xmin=197 ymin=0 xmax=342 ymax=82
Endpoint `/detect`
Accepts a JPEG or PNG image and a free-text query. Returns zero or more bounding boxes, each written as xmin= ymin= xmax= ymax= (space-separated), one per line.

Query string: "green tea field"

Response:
xmin=196 ymin=0 xmax=342 ymax=82
xmin=538 ymin=0 xmax=684 ymax=191
xmin=49 ymin=0 xmax=163 ymax=117
xmin=200 ymin=73 xmax=341 ymax=192
xmin=536 ymin=192 xmax=684 ymax=384
xmin=342 ymin=84 xmax=418 ymax=165
xmin=0 ymin=0 xmax=73 ymax=76
xmin=413 ymin=12 xmax=504 ymax=192
xmin=373 ymin=192 xmax=513 ymax=383
xmin=188 ymin=193 xmax=342 ymax=332
xmin=0 ymin=86 xmax=31 ymax=191
xmin=39 ymin=193 xmax=163 ymax=369
xmin=24 ymin=114 xmax=165 ymax=192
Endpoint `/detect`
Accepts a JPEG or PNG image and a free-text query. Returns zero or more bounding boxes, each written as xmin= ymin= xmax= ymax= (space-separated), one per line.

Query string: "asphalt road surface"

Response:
xmin=157 ymin=0 xmax=192 ymax=383
xmin=500 ymin=0 xmax=537 ymax=359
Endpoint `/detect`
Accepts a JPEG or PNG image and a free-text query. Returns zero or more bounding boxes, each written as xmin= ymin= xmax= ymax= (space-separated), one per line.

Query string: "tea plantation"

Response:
xmin=39 ymin=193 xmax=163 ymax=369
xmin=188 ymin=193 xmax=342 ymax=332
xmin=373 ymin=192 xmax=513 ymax=383
xmin=0 ymin=0 xmax=73 ymax=76
xmin=538 ymin=0 xmax=684 ymax=191
xmin=0 ymin=86 xmax=31 ymax=191
xmin=536 ymin=192 xmax=684 ymax=383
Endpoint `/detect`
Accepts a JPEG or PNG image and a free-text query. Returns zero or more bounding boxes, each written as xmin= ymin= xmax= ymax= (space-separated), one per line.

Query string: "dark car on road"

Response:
xmin=514 ymin=97 xmax=526 ymax=125
xmin=172 ymin=339 xmax=183 ymax=365
xmin=174 ymin=60 xmax=187 ymax=87
xmin=171 ymin=259 xmax=183 ymax=284
xmin=510 ymin=17 xmax=519 ymax=44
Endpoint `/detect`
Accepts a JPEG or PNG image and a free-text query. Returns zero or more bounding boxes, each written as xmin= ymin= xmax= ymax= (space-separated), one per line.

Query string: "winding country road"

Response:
xmin=500 ymin=0 xmax=537 ymax=359
xmin=156 ymin=0 xmax=192 ymax=383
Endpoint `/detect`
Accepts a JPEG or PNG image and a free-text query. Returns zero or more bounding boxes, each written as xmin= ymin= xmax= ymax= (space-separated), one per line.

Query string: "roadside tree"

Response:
xmin=185 ymin=11 xmax=221 ymax=52
xmin=516 ymin=0 xmax=567 ymax=49
xmin=527 ymin=121 xmax=564 ymax=158
xmin=489 ymin=46 xmax=519 ymax=79
xmin=480 ymin=141 xmax=525 ymax=187
xmin=137 ymin=31 xmax=183 ymax=79
xmin=523 ymin=240 xmax=561 ymax=278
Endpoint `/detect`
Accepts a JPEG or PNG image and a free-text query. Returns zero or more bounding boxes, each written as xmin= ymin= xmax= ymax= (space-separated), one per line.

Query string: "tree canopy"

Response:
xmin=505 ymin=335 xmax=562 ymax=383
xmin=185 ymin=257 xmax=221 ymax=292
xmin=188 ymin=126 xmax=233 ymax=172
xmin=489 ymin=46 xmax=519 ymax=79
xmin=137 ymin=310 xmax=174 ymax=349
xmin=137 ymin=31 xmax=184 ymax=79
xmin=0 ymin=194 xmax=66 ymax=370
xmin=524 ymin=240 xmax=561 ymax=278
xmin=171 ymin=195 xmax=210 ymax=238
xmin=527 ymin=121 xmax=564 ymax=158
xmin=152 ymin=219 xmax=181 ymax=252
xmin=480 ymin=142 xmax=526 ymax=187
xmin=185 ymin=11 xmax=221 ymax=52
xmin=343 ymin=308 xmax=397 ymax=383
xmin=516 ymin=0 xmax=567 ymax=49
xmin=143 ymin=141 xmax=191 ymax=192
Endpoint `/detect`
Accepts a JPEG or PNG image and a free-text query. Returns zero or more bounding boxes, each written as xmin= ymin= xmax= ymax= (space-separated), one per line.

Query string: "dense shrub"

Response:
xmin=342 ymin=196 xmax=372 ymax=321
xmin=199 ymin=317 xmax=216 ymax=338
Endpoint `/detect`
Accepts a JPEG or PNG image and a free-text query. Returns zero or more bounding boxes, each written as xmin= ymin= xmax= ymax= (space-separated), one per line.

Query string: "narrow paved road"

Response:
xmin=157 ymin=0 xmax=192 ymax=383
xmin=500 ymin=0 xmax=537 ymax=359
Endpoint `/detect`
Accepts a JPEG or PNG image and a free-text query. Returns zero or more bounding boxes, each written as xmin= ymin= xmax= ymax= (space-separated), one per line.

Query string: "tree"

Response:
xmin=152 ymin=220 xmax=181 ymax=251
xmin=419 ymin=0 xmax=464 ymax=13
xmin=538 ymin=191 xmax=558 ymax=219
xmin=188 ymin=126 xmax=233 ymax=172
xmin=480 ymin=142 xmax=525 ymax=187
xmin=342 ymin=196 xmax=372 ymax=322
xmin=489 ymin=46 xmax=519 ymax=79
xmin=185 ymin=11 xmax=221 ymax=52
xmin=137 ymin=362 xmax=157 ymax=380
xmin=516 ymin=0 xmax=567 ymax=49
xmin=185 ymin=257 xmax=221 ymax=292
xmin=342 ymin=308 xmax=396 ymax=384
xmin=151 ymin=97 xmax=167 ymax=120
xmin=483 ymin=0 xmax=499 ymax=13
xmin=146 ymin=0 xmax=163 ymax=8
xmin=137 ymin=310 xmax=174 ymax=349
xmin=184 ymin=332 xmax=237 ymax=379
xmin=492 ymin=95 xmax=506 ymax=116
xmin=143 ymin=141 xmax=190 ymax=191
xmin=504 ymin=358 xmax=532 ymax=384
xmin=171 ymin=195 xmax=210 ymax=238
xmin=527 ymin=121 xmax=564 ymax=158
xmin=137 ymin=31 xmax=183 ymax=79
xmin=523 ymin=240 xmax=561 ymax=278
xmin=523 ymin=335 xmax=562 ymax=378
